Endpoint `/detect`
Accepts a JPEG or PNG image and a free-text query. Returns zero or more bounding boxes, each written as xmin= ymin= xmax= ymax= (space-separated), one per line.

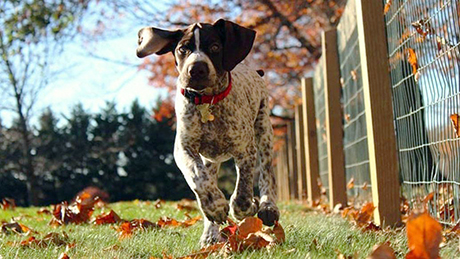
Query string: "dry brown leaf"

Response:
xmin=406 ymin=212 xmax=442 ymax=259
xmin=93 ymin=210 xmax=122 ymax=225
xmin=20 ymin=232 xmax=69 ymax=248
xmin=176 ymin=199 xmax=198 ymax=212
xmin=355 ymin=202 xmax=375 ymax=225
xmin=37 ymin=208 xmax=52 ymax=215
xmin=154 ymin=199 xmax=165 ymax=209
xmin=50 ymin=195 xmax=99 ymax=226
xmin=273 ymin=222 xmax=285 ymax=243
xmin=1 ymin=198 xmax=16 ymax=210
xmin=367 ymin=243 xmax=396 ymax=259
xmin=58 ymin=252 xmax=70 ymax=259
xmin=1 ymin=222 xmax=33 ymax=235
xmin=238 ymin=217 xmax=263 ymax=238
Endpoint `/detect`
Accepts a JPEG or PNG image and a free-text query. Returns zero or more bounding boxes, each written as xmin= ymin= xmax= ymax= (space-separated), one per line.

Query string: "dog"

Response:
xmin=136 ymin=19 xmax=279 ymax=246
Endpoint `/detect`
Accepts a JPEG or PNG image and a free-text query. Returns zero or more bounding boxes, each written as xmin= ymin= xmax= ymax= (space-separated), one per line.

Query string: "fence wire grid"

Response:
xmin=313 ymin=57 xmax=329 ymax=199
xmin=384 ymin=0 xmax=460 ymax=225
xmin=336 ymin=0 xmax=372 ymax=206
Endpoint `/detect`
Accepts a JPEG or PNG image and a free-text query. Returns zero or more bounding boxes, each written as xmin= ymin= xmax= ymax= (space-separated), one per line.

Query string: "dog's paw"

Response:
xmin=201 ymin=197 xmax=229 ymax=224
xmin=257 ymin=201 xmax=279 ymax=226
xmin=230 ymin=196 xmax=259 ymax=220
xmin=200 ymin=220 xmax=224 ymax=248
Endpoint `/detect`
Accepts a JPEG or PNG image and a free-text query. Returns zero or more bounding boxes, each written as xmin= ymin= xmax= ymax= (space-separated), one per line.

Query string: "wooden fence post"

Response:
xmin=356 ymin=0 xmax=401 ymax=226
xmin=281 ymin=141 xmax=290 ymax=201
xmin=295 ymin=104 xmax=307 ymax=201
xmin=322 ymin=29 xmax=347 ymax=209
xmin=287 ymin=121 xmax=299 ymax=200
xmin=301 ymin=78 xmax=321 ymax=205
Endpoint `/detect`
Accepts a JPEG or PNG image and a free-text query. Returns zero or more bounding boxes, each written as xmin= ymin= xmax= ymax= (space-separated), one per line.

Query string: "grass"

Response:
xmin=0 ymin=201 xmax=459 ymax=258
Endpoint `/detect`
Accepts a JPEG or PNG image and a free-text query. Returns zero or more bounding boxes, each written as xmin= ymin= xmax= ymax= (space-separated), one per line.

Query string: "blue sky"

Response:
xmin=1 ymin=3 xmax=168 ymax=127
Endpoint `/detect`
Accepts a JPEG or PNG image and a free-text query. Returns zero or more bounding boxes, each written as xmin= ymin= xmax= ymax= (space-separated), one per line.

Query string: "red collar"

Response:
xmin=181 ymin=72 xmax=232 ymax=105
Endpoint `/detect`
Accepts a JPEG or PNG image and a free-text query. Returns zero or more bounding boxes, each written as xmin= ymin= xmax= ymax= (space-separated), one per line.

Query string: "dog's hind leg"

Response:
xmin=254 ymin=98 xmax=280 ymax=226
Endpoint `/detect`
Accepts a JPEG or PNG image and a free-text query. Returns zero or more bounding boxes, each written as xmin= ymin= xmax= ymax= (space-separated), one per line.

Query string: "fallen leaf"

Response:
xmin=178 ymin=243 xmax=226 ymax=259
xmin=50 ymin=195 xmax=99 ymax=226
xmin=273 ymin=222 xmax=285 ymax=243
xmin=117 ymin=219 xmax=157 ymax=239
xmin=154 ymin=199 xmax=165 ymax=209
xmin=93 ymin=210 xmax=122 ymax=225
xmin=406 ymin=212 xmax=442 ymax=259
xmin=238 ymin=217 xmax=263 ymax=238
xmin=355 ymin=202 xmax=375 ymax=225
xmin=1 ymin=198 xmax=16 ymax=210
xmin=176 ymin=199 xmax=198 ymax=211
xmin=450 ymin=114 xmax=459 ymax=137
xmin=58 ymin=252 xmax=70 ymax=259
xmin=37 ymin=208 xmax=52 ymax=215
xmin=367 ymin=243 xmax=396 ymax=259
xmin=20 ymin=232 xmax=68 ymax=248
xmin=1 ymin=222 xmax=33 ymax=235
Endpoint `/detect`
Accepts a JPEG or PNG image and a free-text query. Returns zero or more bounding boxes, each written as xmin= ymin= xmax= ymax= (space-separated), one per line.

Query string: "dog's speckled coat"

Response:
xmin=136 ymin=20 xmax=279 ymax=246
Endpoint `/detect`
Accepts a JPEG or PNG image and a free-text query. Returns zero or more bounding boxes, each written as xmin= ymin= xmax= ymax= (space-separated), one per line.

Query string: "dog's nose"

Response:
xmin=189 ymin=62 xmax=209 ymax=79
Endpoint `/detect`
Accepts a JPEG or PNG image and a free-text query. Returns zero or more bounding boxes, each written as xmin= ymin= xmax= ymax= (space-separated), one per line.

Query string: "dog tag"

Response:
xmin=197 ymin=104 xmax=215 ymax=123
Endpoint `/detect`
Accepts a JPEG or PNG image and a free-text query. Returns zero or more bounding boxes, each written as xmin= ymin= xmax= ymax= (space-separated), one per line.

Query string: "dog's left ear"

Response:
xmin=136 ymin=27 xmax=184 ymax=58
xmin=213 ymin=19 xmax=256 ymax=71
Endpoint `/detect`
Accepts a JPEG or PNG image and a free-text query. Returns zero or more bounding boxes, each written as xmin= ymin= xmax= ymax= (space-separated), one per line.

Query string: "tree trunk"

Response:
xmin=17 ymin=99 xmax=40 ymax=206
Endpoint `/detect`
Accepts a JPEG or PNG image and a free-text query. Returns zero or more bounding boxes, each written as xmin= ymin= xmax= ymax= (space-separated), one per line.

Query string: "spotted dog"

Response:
xmin=136 ymin=19 xmax=279 ymax=246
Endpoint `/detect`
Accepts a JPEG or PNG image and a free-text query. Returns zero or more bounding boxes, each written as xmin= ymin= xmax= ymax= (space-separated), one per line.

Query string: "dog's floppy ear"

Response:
xmin=136 ymin=27 xmax=184 ymax=58
xmin=213 ymin=19 xmax=256 ymax=71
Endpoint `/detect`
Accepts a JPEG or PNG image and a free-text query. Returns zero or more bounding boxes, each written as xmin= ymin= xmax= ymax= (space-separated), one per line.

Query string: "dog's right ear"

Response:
xmin=136 ymin=27 xmax=184 ymax=58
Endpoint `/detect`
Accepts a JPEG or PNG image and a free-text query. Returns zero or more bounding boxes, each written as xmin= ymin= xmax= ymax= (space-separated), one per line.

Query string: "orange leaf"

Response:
xmin=383 ymin=0 xmax=392 ymax=15
xmin=93 ymin=210 xmax=122 ymax=225
xmin=58 ymin=252 xmax=70 ymax=259
xmin=450 ymin=114 xmax=460 ymax=137
xmin=355 ymin=202 xmax=375 ymax=225
xmin=238 ymin=217 xmax=263 ymax=238
xmin=368 ymin=243 xmax=396 ymax=259
xmin=273 ymin=222 xmax=285 ymax=243
xmin=406 ymin=212 xmax=442 ymax=259
xmin=406 ymin=48 xmax=418 ymax=75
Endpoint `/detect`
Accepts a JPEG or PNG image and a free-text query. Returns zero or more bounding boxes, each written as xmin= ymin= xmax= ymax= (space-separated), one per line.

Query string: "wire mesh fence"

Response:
xmin=384 ymin=0 xmax=460 ymax=225
xmin=313 ymin=57 xmax=329 ymax=199
xmin=336 ymin=0 xmax=372 ymax=206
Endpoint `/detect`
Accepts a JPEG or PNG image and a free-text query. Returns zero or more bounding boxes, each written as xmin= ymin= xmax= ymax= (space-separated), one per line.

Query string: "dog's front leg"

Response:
xmin=230 ymin=146 xmax=259 ymax=221
xmin=174 ymin=142 xmax=228 ymax=238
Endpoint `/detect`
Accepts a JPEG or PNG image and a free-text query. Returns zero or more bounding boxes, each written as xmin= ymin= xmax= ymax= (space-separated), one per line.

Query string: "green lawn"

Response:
xmin=0 ymin=201 xmax=458 ymax=258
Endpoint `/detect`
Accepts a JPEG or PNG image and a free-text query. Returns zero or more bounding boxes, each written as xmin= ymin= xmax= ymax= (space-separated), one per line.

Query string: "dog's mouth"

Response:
xmin=180 ymin=76 xmax=214 ymax=91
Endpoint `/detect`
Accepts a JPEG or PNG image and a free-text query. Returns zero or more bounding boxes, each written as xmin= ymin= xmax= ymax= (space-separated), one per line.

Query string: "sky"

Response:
xmin=0 ymin=3 xmax=168 ymax=127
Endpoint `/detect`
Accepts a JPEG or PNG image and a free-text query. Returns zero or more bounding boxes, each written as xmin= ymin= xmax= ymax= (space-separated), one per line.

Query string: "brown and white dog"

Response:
xmin=136 ymin=19 xmax=279 ymax=246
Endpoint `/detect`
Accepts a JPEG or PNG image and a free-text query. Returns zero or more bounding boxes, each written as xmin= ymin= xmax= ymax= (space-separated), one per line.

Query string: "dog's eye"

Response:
xmin=178 ymin=46 xmax=188 ymax=54
xmin=210 ymin=44 xmax=221 ymax=53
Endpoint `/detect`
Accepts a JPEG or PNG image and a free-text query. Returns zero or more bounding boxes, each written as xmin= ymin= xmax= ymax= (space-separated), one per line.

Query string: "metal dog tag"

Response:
xmin=197 ymin=104 xmax=215 ymax=123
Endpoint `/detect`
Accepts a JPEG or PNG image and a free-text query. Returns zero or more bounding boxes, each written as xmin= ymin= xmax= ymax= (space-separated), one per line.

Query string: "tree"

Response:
xmin=120 ymin=99 xmax=193 ymax=200
xmin=0 ymin=0 xmax=90 ymax=205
